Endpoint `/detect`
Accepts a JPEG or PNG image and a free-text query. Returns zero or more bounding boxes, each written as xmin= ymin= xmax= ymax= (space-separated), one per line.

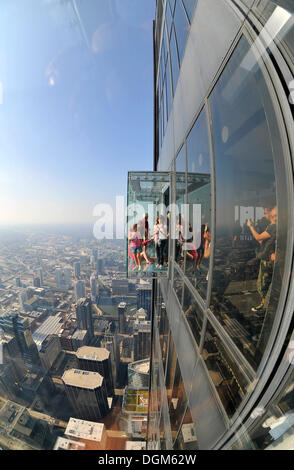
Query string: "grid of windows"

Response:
xmin=157 ymin=0 xmax=197 ymax=149
xmin=165 ymin=32 xmax=292 ymax=427
xmin=151 ymin=0 xmax=294 ymax=450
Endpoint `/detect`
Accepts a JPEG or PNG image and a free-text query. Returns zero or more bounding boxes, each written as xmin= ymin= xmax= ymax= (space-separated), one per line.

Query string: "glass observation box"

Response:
xmin=127 ymin=172 xmax=170 ymax=278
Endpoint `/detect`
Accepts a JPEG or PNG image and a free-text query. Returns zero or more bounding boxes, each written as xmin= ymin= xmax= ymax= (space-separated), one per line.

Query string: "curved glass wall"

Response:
xmin=209 ymin=35 xmax=289 ymax=370
xmin=185 ymin=108 xmax=212 ymax=299
xmin=152 ymin=0 xmax=294 ymax=448
xmin=230 ymin=367 xmax=294 ymax=450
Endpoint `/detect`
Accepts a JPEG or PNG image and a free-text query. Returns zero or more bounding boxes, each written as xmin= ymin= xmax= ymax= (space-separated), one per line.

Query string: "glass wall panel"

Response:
xmin=174 ymin=0 xmax=190 ymax=65
xmin=174 ymin=405 xmax=199 ymax=450
xmin=158 ymin=298 xmax=169 ymax=372
xmin=166 ymin=1 xmax=173 ymax=38
xmin=166 ymin=59 xmax=172 ymax=118
xmin=170 ymin=25 xmax=180 ymax=94
xmin=165 ymin=333 xmax=177 ymax=403
xmin=185 ymin=108 xmax=212 ymax=299
xmin=127 ymin=172 xmax=170 ymax=277
xmin=182 ymin=0 xmax=197 ymax=23
xmin=182 ymin=284 xmax=204 ymax=346
xmin=168 ymin=360 xmax=188 ymax=443
xmin=253 ymin=1 xmax=294 ymax=58
xmin=209 ymin=36 xmax=289 ymax=370
xmin=173 ymin=266 xmax=183 ymax=305
xmin=230 ymin=368 xmax=294 ymax=450
xmin=175 ymin=146 xmax=186 ymax=268
xmin=202 ymin=321 xmax=249 ymax=419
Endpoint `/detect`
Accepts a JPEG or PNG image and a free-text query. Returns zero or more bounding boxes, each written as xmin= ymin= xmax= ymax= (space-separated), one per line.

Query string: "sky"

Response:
xmin=0 ymin=0 xmax=155 ymax=226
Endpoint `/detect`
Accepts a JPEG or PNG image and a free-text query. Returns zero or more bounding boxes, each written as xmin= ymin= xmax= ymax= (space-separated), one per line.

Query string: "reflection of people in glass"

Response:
xmin=247 ymin=206 xmax=277 ymax=313
xmin=154 ymin=215 xmax=168 ymax=269
xmin=196 ymin=224 xmax=206 ymax=268
xmin=140 ymin=214 xmax=152 ymax=265
xmin=128 ymin=224 xmax=142 ymax=271
xmin=183 ymin=223 xmax=197 ymax=271
xmin=203 ymin=225 xmax=211 ymax=259
xmin=175 ymin=214 xmax=183 ymax=263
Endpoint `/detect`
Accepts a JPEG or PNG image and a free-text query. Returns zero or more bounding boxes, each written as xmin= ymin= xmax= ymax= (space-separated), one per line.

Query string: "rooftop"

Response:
xmin=54 ymin=437 xmax=86 ymax=450
xmin=65 ymin=417 xmax=105 ymax=442
xmin=62 ymin=368 xmax=104 ymax=389
xmin=33 ymin=314 xmax=64 ymax=350
xmin=76 ymin=346 xmax=110 ymax=362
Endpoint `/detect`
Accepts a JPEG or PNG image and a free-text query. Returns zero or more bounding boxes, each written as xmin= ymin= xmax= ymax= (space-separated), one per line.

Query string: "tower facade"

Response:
xmin=76 ymin=298 xmax=94 ymax=338
xmin=76 ymin=346 xmax=114 ymax=397
xmin=62 ymin=369 xmax=109 ymax=421
xmin=146 ymin=0 xmax=294 ymax=451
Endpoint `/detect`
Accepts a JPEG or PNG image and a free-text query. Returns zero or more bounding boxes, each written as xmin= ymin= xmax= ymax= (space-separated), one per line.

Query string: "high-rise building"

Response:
xmin=74 ymin=261 xmax=81 ymax=278
xmin=76 ymin=298 xmax=94 ymax=338
xmin=62 ymin=369 xmax=109 ymax=421
xmin=90 ymin=274 xmax=98 ymax=303
xmin=140 ymin=0 xmax=294 ymax=451
xmin=15 ymin=277 xmax=21 ymax=288
xmin=133 ymin=328 xmax=151 ymax=363
xmin=96 ymin=258 xmax=104 ymax=275
xmin=112 ymin=279 xmax=128 ymax=296
xmin=18 ymin=289 xmax=26 ymax=311
xmin=0 ymin=313 xmax=41 ymax=368
xmin=38 ymin=335 xmax=61 ymax=370
xmin=74 ymin=280 xmax=86 ymax=301
xmin=76 ymin=346 xmax=114 ymax=396
xmin=33 ymin=276 xmax=41 ymax=288
xmin=55 ymin=267 xmax=63 ymax=289
xmin=38 ymin=268 xmax=43 ymax=286
xmin=101 ymin=334 xmax=117 ymax=388
xmin=118 ymin=302 xmax=127 ymax=334
xmin=136 ymin=285 xmax=152 ymax=318
xmin=56 ymin=267 xmax=72 ymax=289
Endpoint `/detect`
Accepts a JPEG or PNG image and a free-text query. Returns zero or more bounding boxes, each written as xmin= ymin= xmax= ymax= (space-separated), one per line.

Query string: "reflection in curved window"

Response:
xmin=173 ymin=266 xmax=183 ymax=305
xmin=174 ymin=0 xmax=190 ymax=65
xmin=182 ymin=285 xmax=203 ymax=346
xmin=231 ymin=368 xmax=294 ymax=450
xmin=209 ymin=36 xmax=288 ymax=370
xmin=174 ymin=405 xmax=198 ymax=450
xmin=185 ymin=108 xmax=211 ymax=299
xmin=202 ymin=321 xmax=249 ymax=419
xmin=174 ymin=146 xmax=186 ymax=269
xmin=158 ymin=300 xmax=169 ymax=372
xmin=168 ymin=360 xmax=188 ymax=443
xmin=253 ymin=0 xmax=294 ymax=58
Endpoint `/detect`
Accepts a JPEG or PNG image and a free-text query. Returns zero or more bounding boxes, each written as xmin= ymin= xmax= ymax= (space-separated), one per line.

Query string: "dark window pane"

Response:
xmin=174 ymin=0 xmax=190 ymax=64
xmin=210 ymin=36 xmax=288 ymax=370
xmin=202 ymin=321 xmax=249 ymax=419
xmin=182 ymin=285 xmax=204 ymax=345
xmin=185 ymin=108 xmax=211 ymax=299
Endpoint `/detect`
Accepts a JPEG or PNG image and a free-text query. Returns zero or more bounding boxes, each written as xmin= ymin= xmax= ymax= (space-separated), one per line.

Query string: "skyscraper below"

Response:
xmin=76 ymin=298 xmax=94 ymax=338
xmin=62 ymin=369 xmax=109 ymax=421
xmin=76 ymin=346 xmax=114 ymax=397
xmin=74 ymin=280 xmax=86 ymax=301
